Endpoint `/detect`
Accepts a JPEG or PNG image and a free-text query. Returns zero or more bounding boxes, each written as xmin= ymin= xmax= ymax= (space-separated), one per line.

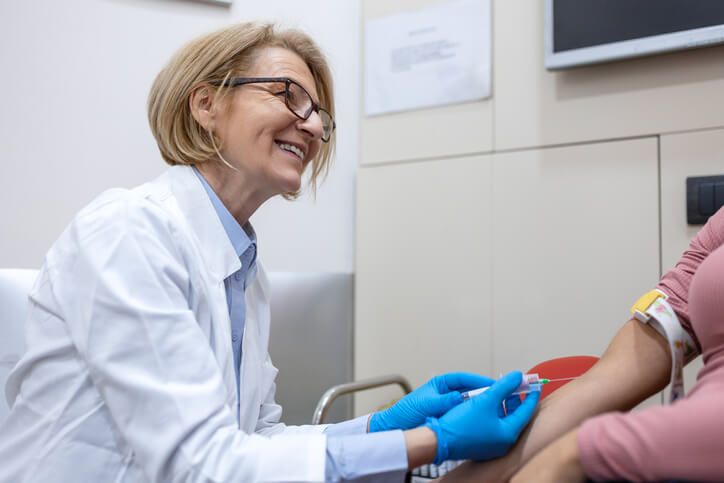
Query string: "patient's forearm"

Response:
xmin=517 ymin=318 xmax=670 ymax=456
xmin=440 ymin=318 xmax=671 ymax=482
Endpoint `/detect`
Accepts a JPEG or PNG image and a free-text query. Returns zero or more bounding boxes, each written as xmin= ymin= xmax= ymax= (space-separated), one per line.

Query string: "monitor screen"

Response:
xmin=545 ymin=0 xmax=724 ymax=70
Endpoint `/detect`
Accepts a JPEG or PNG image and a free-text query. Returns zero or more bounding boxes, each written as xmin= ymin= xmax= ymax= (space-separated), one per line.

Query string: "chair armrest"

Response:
xmin=313 ymin=374 xmax=413 ymax=424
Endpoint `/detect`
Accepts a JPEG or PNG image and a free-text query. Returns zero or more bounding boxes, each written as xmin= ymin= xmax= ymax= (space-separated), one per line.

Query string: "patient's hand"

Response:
xmin=437 ymin=433 xmax=535 ymax=483
xmin=438 ymin=428 xmax=583 ymax=483
xmin=436 ymin=459 xmax=513 ymax=483
xmin=510 ymin=429 xmax=585 ymax=483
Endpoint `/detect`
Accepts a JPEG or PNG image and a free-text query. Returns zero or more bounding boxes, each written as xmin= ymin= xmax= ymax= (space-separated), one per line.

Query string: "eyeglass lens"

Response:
xmin=286 ymin=81 xmax=334 ymax=141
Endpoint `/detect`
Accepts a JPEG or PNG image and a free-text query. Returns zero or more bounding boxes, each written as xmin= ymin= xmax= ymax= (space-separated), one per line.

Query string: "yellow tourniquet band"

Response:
xmin=631 ymin=289 xmax=698 ymax=403
xmin=631 ymin=289 xmax=666 ymax=318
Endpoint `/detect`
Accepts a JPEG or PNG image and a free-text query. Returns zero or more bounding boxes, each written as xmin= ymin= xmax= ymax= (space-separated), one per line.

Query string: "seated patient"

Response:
xmin=442 ymin=207 xmax=724 ymax=483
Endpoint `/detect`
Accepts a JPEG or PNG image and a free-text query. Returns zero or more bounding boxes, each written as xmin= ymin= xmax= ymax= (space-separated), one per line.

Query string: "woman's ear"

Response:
xmin=189 ymin=84 xmax=216 ymax=130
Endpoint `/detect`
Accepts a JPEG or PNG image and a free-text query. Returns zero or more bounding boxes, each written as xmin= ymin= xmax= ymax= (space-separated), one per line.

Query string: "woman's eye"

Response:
xmin=272 ymin=91 xmax=286 ymax=97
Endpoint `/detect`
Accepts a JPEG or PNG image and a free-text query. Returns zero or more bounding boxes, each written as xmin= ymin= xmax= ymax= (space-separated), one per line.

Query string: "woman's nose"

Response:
xmin=297 ymin=110 xmax=325 ymax=140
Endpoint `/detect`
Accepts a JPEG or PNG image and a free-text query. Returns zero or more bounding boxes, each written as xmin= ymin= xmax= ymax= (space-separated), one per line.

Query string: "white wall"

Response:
xmin=0 ymin=0 xmax=359 ymax=273
xmin=355 ymin=0 xmax=724 ymax=414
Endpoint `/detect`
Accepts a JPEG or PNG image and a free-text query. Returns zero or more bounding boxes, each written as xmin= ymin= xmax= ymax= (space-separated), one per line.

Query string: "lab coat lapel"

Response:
xmin=237 ymin=262 xmax=271 ymax=432
xmin=159 ymin=166 xmax=241 ymax=414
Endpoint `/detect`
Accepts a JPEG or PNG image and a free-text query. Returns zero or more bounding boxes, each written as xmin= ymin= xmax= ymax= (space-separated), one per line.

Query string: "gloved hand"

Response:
xmin=369 ymin=372 xmax=494 ymax=433
xmin=424 ymin=371 xmax=540 ymax=464
xmin=500 ymin=393 xmax=522 ymax=416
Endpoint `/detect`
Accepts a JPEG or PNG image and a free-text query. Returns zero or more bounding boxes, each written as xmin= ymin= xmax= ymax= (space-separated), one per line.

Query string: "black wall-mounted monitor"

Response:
xmin=545 ymin=0 xmax=724 ymax=70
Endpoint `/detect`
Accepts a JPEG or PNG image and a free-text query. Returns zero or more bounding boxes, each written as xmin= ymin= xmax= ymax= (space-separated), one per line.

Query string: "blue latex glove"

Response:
xmin=369 ymin=372 xmax=494 ymax=433
xmin=424 ymin=371 xmax=540 ymax=464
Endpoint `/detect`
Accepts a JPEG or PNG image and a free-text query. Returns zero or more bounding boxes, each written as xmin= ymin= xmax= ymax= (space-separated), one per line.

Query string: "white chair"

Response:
xmin=0 ymin=269 xmax=38 ymax=423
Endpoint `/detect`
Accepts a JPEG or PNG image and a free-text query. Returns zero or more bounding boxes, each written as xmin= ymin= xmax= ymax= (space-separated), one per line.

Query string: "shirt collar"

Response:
xmin=193 ymin=167 xmax=256 ymax=259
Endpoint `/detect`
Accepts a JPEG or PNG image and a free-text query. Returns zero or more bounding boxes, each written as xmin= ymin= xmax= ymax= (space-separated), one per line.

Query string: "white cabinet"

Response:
xmin=355 ymin=155 xmax=493 ymax=414
xmin=491 ymin=138 xmax=659 ymax=373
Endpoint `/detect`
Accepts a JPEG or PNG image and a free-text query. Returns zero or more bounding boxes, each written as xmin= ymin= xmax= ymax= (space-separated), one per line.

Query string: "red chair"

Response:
xmin=526 ymin=355 xmax=599 ymax=400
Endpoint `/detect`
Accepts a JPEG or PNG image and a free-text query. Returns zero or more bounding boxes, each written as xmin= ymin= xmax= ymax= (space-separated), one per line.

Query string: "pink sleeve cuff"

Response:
xmin=577 ymin=415 xmax=611 ymax=481
xmin=577 ymin=412 xmax=640 ymax=482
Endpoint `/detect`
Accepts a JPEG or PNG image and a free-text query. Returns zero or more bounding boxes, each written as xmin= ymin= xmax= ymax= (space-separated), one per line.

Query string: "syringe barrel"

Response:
xmin=512 ymin=383 xmax=542 ymax=396
xmin=461 ymin=373 xmax=542 ymax=400
xmin=515 ymin=373 xmax=540 ymax=393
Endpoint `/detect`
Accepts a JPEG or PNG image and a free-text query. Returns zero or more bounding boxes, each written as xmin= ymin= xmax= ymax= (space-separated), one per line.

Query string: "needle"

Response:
xmin=539 ymin=377 xmax=578 ymax=384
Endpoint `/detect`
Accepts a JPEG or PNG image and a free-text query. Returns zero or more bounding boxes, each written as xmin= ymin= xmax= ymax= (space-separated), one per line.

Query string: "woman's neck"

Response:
xmin=195 ymin=160 xmax=270 ymax=226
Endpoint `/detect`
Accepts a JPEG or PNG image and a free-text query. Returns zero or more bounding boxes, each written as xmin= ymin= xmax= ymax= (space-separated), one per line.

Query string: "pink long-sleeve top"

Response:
xmin=578 ymin=207 xmax=724 ymax=482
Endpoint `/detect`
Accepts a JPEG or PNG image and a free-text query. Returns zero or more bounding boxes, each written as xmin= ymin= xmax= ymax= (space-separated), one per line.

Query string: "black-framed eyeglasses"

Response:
xmin=210 ymin=76 xmax=335 ymax=142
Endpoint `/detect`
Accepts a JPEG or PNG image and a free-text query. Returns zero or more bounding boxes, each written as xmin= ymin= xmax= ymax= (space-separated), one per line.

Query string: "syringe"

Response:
xmin=460 ymin=373 xmax=554 ymax=401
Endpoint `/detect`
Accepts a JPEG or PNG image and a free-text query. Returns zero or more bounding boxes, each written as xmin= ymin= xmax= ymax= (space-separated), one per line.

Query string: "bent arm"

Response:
xmin=53 ymin=198 xmax=327 ymax=482
xmin=440 ymin=318 xmax=671 ymax=482
xmin=442 ymin=207 xmax=724 ymax=482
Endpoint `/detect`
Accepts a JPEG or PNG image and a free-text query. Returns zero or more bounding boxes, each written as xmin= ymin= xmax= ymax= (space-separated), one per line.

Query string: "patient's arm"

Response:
xmin=556 ymin=241 xmax=724 ymax=482
xmin=441 ymin=208 xmax=723 ymax=482
xmin=514 ymin=370 xmax=724 ymax=482
xmin=510 ymin=428 xmax=584 ymax=483
xmin=439 ymin=318 xmax=671 ymax=483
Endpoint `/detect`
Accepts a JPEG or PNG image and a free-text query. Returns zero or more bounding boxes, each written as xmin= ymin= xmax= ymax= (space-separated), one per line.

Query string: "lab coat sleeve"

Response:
xmin=48 ymin=194 xmax=326 ymax=483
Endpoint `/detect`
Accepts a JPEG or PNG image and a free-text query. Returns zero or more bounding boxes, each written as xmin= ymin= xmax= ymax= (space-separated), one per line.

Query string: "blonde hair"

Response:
xmin=147 ymin=22 xmax=335 ymax=197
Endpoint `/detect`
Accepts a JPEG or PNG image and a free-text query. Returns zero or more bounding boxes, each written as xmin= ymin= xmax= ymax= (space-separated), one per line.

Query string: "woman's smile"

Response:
xmin=275 ymin=140 xmax=306 ymax=162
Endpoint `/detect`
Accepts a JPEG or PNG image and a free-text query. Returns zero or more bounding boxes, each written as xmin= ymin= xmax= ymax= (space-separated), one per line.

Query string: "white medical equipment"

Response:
xmin=631 ymin=289 xmax=699 ymax=403
xmin=461 ymin=373 xmax=545 ymax=401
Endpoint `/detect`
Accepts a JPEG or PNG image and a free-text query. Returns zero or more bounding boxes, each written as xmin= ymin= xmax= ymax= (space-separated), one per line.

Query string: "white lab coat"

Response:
xmin=0 ymin=166 xmax=327 ymax=482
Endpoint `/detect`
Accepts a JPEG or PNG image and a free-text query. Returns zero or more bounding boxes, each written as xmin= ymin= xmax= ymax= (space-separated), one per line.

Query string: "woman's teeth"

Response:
xmin=277 ymin=142 xmax=304 ymax=159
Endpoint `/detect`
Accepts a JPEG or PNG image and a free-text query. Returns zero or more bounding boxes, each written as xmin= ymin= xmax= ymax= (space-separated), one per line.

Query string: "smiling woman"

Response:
xmin=147 ymin=22 xmax=336 ymax=203
xmin=0 ymin=22 xmax=537 ymax=483
xmin=189 ymin=47 xmax=330 ymax=212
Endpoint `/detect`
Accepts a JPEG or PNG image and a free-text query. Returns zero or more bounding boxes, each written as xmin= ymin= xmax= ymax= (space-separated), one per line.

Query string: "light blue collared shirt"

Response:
xmin=193 ymin=168 xmax=256 ymax=423
xmin=325 ymin=416 xmax=408 ymax=482
xmin=193 ymin=168 xmax=407 ymax=482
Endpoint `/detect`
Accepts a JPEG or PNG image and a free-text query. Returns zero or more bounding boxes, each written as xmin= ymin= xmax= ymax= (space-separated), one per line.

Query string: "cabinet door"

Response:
xmin=355 ymin=154 xmax=493 ymax=415
xmin=491 ymin=138 xmax=660 ymax=375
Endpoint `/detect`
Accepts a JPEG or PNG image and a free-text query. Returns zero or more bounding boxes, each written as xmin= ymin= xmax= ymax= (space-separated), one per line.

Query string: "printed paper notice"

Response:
xmin=364 ymin=0 xmax=491 ymax=116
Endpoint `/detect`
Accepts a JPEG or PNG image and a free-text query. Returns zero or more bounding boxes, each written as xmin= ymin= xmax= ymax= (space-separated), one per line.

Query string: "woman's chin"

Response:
xmin=265 ymin=164 xmax=304 ymax=196
xmin=277 ymin=176 xmax=303 ymax=195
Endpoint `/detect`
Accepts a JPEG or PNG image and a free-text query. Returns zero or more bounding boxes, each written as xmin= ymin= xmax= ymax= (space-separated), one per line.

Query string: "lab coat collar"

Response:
xmin=191 ymin=167 xmax=257 ymax=260
xmin=158 ymin=165 xmax=241 ymax=283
